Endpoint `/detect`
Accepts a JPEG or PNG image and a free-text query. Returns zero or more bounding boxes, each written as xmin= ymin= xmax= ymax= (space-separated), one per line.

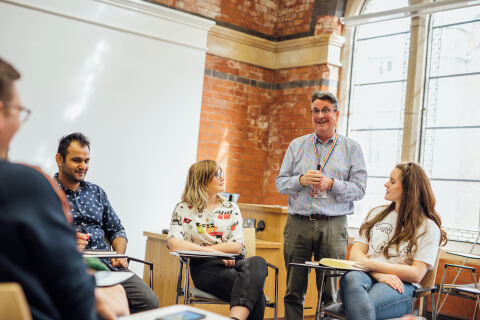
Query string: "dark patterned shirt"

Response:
xmin=54 ymin=173 xmax=127 ymax=270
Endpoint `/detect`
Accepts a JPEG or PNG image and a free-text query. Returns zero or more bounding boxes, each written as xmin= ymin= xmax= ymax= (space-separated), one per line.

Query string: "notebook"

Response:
xmin=173 ymin=251 xmax=238 ymax=259
xmin=305 ymin=258 xmax=364 ymax=271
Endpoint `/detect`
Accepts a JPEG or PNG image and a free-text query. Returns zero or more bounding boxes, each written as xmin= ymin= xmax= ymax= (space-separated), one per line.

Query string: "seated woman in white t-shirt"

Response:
xmin=340 ymin=162 xmax=447 ymax=320
xmin=167 ymin=160 xmax=268 ymax=320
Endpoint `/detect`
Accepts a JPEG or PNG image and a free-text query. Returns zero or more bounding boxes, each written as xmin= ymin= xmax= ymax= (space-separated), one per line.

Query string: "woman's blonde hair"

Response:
xmin=181 ymin=160 xmax=222 ymax=211
xmin=359 ymin=162 xmax=447 ymax=261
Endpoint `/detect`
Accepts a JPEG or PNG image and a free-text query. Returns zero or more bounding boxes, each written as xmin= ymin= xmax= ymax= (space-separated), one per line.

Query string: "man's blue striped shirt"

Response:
xmin=276 ymin=132 xmax=367 ymax=216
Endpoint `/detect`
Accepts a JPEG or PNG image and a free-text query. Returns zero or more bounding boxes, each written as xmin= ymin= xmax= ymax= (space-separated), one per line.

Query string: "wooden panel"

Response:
xmin=238 ymin=203 xmax=288 ymax=242
xmin=143 ymin=233 xmax=178 ymax=307
xmin=244 ymin=227 xmax=256 ymax=257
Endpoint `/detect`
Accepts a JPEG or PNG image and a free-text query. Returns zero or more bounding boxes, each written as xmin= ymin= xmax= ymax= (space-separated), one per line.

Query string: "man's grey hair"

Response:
xmin=311 ymin=91 xmax=338 ymax=108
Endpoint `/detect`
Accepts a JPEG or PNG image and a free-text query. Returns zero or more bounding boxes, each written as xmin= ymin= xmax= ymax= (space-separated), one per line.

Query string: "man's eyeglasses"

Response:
xmin=310 ymin=108 xmax=337 ymax=116
xmin=5 ymin=103 xmax=32 ymax=123
xmin=215 ymin=170 xmax=224 ymax=179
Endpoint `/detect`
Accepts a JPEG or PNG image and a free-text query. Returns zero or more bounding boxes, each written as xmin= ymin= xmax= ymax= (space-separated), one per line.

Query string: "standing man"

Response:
xmin=54 ymin=132 xmax=159 ymax=314
xmin=0 ymin=56 xmax=129 ymax=319
xmin=276 ymin=91 xmax=367 ymax=319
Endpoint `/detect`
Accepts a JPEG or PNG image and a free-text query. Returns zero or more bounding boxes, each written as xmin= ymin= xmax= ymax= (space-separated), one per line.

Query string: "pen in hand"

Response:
xmin=75 ymin=227 xmax=90 ymax=251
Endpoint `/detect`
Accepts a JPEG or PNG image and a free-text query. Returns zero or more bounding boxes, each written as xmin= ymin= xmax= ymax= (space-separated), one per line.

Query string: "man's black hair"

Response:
xmin=57 ymin=132 xmax=90 ymax=160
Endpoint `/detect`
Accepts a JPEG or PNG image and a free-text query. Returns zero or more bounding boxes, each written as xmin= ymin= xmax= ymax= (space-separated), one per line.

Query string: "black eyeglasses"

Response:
xmin=5 ymin=103 xmax=32 ymax=123
xmin=310 ymin=107 xmax=337 ymax=116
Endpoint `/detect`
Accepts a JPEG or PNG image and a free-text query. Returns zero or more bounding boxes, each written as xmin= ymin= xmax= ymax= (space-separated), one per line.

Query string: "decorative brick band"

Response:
xmin=204 ymin=69 xmax=337 ymax=90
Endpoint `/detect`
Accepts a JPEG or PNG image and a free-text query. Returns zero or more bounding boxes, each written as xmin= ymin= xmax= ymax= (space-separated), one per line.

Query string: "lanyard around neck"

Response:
xmin=312 ymin=133 xmax=338 ymax=172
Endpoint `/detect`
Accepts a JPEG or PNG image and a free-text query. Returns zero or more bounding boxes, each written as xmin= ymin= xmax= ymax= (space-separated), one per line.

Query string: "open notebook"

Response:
xmin=305 ymin=258 xmax=364 ymax=271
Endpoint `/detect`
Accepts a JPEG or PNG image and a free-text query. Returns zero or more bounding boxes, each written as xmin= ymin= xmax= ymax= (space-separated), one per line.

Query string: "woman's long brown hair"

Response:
xmin=359 ymin=162 xmax=447 ymax=261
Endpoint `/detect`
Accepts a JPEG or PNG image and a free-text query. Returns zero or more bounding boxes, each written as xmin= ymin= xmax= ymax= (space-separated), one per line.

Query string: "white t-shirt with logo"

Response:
xmin=355 ymin=206 xmax=441 ymax=270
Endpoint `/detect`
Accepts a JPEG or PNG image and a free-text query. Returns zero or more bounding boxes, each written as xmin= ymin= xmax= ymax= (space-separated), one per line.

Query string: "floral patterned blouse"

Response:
xmin=167 ymin=198 xmax=246 ymax=255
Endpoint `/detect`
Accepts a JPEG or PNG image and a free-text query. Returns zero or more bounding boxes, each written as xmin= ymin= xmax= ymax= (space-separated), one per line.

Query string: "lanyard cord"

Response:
xmin=312 ymin=133 xmax=338 ymax=172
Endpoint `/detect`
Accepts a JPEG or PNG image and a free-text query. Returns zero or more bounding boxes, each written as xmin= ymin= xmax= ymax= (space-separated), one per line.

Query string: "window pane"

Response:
xmin=350 ymin=130 xmax=402 ymax=177
xmin=423 ymin=128 xmax=480 ymax=180
xmin=349 ymin=82 xmax=406 ymax=130
xmin=425 ymin=75 xmax=480 ymax=127
xmin=347 ymin=0 xmax=410 ymax=228
xmin=433 ymin=6 xmax=480 ymax=27
xmin=357 ymin=0 xmax=410 ymax=39
xmin=430 ymin=21 xmax=480 ymax=76
xmin=431 ymin=180 xmax=480 ymax=231
xmin=354 ymin=33 xmax=410 ymax=83
xmin=357 ymin=18 xmax=410 ymax=40
xmin=363 ymin=0 xmax=409 ymax=13
xmin=421 ymin=7 xmax=480 ymax=235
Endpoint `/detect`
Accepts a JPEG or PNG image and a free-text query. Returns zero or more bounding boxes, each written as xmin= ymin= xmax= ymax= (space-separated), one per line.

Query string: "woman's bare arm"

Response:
xmin=167 ymin=237 xmax=243 ymax=254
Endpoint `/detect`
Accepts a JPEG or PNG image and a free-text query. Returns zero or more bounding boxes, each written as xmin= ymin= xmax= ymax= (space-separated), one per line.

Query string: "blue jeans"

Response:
xmin=340 ymin=271 xmax=414 ymax=320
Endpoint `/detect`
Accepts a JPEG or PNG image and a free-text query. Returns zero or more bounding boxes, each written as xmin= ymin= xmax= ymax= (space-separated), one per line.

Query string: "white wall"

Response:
xmin=1 ymin=0 xmax=214 ymax=275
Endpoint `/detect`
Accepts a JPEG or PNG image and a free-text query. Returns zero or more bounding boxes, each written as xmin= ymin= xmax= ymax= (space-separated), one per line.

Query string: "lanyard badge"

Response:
xmin=312 ymin=134 xmax=338 ymax=199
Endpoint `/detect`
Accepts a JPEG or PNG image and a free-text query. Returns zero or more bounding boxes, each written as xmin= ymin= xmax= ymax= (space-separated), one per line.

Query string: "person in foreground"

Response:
xmin=0 ymin=56 xmax=129 ymax=319
xmin=340 ymin=162 xmax=448 ymax=320
xmin=167 ymin=160 xmax=268 ymax=320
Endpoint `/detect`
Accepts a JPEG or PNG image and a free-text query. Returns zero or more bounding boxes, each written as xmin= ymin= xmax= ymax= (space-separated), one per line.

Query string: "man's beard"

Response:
xmin=67 ymin=171 xmax=85 ymax=183
xmin=72 ymin=176 xmax=84 ymax=182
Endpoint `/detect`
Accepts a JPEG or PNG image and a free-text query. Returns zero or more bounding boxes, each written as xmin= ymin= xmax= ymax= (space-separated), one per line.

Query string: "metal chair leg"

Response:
xmin=183 ymin=257 xmax=191 ymax=305
xmin=317 ymin=270 xmax=326 ymax=320
xmin=175 ymin=260 xmax=183 ymax=304
xmin=474 ymin=296 xmax=480 ymax=320
xmin=431 ymin=292 xmax=437 ymax=320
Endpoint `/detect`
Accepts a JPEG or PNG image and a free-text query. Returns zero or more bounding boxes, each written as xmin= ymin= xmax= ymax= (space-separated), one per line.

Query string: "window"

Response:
xmin=347 ymin=0 xmax=410 ymax=227
xmin=421 ymin=6 xmax=480 ymax=240
xmin=345 ymin=1 xmax=480 ymax=239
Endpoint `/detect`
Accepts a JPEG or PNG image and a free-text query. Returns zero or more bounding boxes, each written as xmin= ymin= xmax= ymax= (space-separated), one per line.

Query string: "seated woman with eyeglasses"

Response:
xmin=167 ymin=160 xmax=268 ymax=320
xmin=340 ymin=162 xmax=447 ymax=320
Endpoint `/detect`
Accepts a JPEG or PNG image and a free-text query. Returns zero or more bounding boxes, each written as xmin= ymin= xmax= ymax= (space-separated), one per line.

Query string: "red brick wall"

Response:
xmin=190 ymin=0 xmax=345 ymax=205
xmin=315 ymin=15 xmax=343 ymax=36
xmin=151 ymin=0 xmax=278 ymax=36
xmin=150 ymin=0 xmax=341 ymax=39
xmin=275 ymin=0 xmax=315 ymax=37
xmin=197 ymin=55 xmax=273 ymax=204
xmin=198 ymin=54 xmax=340 ymax=205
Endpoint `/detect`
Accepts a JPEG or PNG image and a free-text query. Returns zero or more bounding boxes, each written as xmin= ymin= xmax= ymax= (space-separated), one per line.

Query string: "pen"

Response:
xmin=76 ymin=227 xmax=91 ymax=243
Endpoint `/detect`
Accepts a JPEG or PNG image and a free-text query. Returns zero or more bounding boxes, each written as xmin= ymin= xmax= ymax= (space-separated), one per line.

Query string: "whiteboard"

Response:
xmin=1 ymin=0 xmax=214 ymax=275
